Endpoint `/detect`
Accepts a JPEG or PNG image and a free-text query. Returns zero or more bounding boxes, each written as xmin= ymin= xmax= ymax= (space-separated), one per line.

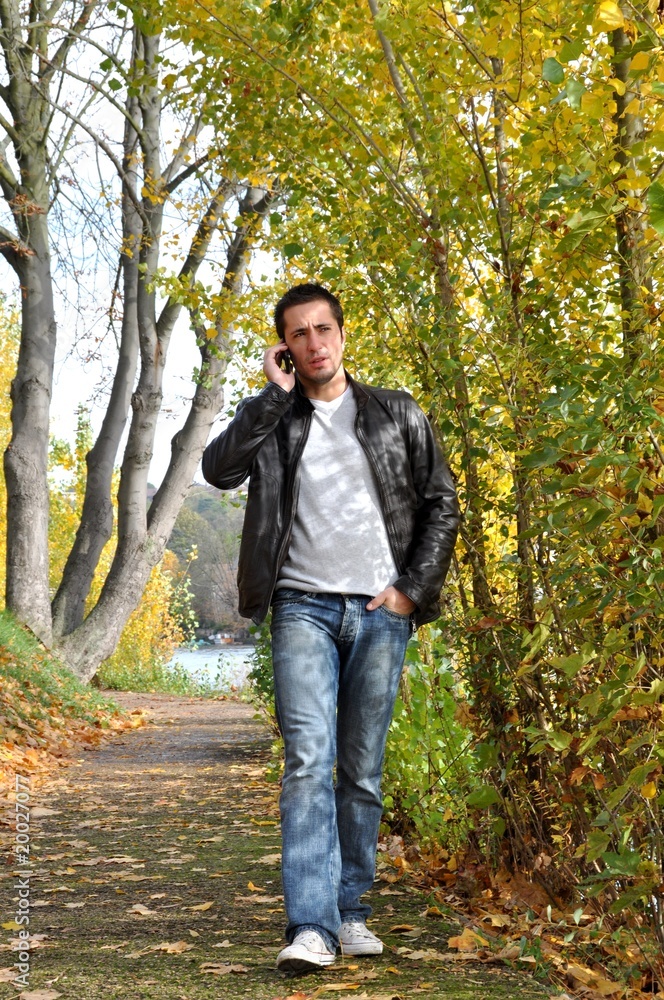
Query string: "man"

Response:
xmin=202 ymin=283 xmax=459 ymax=973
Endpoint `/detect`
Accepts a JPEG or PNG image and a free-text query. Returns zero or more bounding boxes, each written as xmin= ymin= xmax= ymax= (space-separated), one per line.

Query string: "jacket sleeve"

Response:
xmin=201 ymin=382 xmax=294 ymax=490
xmin=393 ymin=398 xmax=460 ymax=611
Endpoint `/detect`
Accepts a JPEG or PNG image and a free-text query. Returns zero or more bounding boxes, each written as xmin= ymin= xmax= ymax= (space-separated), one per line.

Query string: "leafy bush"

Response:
xmin=382 ymin=629 xmax=477 ymax=850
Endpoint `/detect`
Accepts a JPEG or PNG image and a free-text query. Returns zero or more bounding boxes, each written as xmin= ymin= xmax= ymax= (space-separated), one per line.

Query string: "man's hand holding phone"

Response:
xmin=264 ymin=342 xmax=295 ymax=392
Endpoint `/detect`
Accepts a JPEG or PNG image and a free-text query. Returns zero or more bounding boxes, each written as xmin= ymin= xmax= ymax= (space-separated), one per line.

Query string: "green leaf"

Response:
xmin=647 ymin=181 xmax=664 ymax=238
xmin=547 ymin=730 xmax=573 ymax=750
xmin=601 ymin=850 xmax=642 ymax=877
xmin=543 ymin=57 xmax=565 ymax=84
xmin=108 ymin=77 xmax=123 ymax=91
xmin=521 ymin=446 xmax=561 ymax=469
xmin=565 ymin=79 xmax=585 ymax=109
xmin=560 ymin=38 xmax=584 ymax=63
xmin=283 ymin=242 xmax=304 ymax=259
xmin=585 ymin=830 xmax=610 ymax=862
xmin=466 ymin=785 xmax=501 ymax=809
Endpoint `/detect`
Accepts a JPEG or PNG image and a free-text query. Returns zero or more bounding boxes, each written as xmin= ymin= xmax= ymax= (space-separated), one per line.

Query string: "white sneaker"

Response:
xmin=338 ymin=920 xmax=383 ymax=956
xmin=276 ymin=929 xmax=337 ymax=972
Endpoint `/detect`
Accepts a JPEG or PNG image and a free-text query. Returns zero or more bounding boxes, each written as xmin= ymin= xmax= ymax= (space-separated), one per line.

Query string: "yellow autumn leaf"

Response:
xmin=641 ymin=781 xmax=657 ymax=799
xmin=189 ymin=900 xmax=215 ymax=911
xmin=636 ymin=492 xmax=653 ymax=513
xmin=608 ymin=77 xmax=626 ymax=96
xmin=447 ymin=926 xmax=488 ymax=952
xmin=594 ymin=1 xmax=625 ymax=30
xmin=630 ymin=50 xmax=650 ymax=71
xmin=581 ymin=92 xmax=605 ymax=118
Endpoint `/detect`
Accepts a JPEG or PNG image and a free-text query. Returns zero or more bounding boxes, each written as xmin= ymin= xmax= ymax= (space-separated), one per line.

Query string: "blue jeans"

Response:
xmin=270 ymin=590 xmax=411 ymax=950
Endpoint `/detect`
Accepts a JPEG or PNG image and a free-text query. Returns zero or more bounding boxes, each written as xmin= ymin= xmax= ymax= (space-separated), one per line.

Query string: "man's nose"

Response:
xmin=307 ymin=329 xmax=323 ymax=351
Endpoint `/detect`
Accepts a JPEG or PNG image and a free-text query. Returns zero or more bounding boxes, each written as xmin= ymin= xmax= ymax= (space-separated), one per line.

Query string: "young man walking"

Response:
xmin=202 ymin=284 xmax=459 ymax=973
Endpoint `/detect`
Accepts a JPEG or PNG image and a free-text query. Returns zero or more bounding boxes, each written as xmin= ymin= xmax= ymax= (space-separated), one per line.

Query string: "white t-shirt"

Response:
xmin=277 ymin=384 xmax=399 ymax=596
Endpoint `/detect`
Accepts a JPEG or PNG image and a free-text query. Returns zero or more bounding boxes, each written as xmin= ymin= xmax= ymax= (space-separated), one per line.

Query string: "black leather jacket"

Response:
xmin=201 ymin=373 xmax=460 ymax=628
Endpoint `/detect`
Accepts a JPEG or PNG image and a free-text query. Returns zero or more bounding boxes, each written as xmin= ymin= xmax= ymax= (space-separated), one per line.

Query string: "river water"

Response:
xmin=167 ymin=644 xmax=256 ymax=692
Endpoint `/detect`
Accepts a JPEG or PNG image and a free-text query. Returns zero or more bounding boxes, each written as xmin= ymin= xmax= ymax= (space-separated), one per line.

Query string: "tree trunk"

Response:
xmin=0 ymin=0 xmax=68 ymax=643
xmin=611 ymin=20 xmax=652 ymax=368
xmin=51 ymin=102 xmax=142 ymax=638
xmin=4 ymin=237 xmax=56 ymax=643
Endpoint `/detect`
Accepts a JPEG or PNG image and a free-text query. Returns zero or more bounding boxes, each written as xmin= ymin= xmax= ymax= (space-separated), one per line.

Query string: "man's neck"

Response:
xmin=300 ymin=368 xmax=348 ymax=402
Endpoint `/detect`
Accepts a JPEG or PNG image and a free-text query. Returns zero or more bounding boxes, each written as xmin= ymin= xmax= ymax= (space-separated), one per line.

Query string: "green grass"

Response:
xmin=0 ymin=609 xmax=122 ymax=737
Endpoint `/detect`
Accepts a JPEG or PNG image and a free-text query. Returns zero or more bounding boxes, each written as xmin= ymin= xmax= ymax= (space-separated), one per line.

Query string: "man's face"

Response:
xmin=282 ymin=299 xmax=345 ymax=390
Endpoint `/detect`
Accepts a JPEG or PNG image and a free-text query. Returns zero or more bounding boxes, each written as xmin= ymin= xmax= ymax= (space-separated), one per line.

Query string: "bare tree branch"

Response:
xmin=40 ymin=0 xmax=96 ymax=86
xmin=0 ymin=223 xmax=29 ymax=267
xmin=156 ymin=178 xmax=233 ymax=342
xmin=162 ymin=114 xmax=205 ymax=187
xmin=48 ymin=96 xmax=148 ymax=225
xmin=165 ymin=149 xmax=215 ymax=194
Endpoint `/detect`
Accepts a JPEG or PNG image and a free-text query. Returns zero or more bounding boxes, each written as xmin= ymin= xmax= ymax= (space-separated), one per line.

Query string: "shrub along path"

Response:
xmin=1 ymin=692 xmax=557 ymax=1000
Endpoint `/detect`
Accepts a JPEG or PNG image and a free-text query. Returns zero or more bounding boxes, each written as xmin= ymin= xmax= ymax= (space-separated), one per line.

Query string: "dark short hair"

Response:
xmin=274 ymin=283 xmax=344 ymax=340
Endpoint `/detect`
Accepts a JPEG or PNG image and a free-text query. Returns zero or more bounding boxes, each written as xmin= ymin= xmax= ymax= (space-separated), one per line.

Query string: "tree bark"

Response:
xmin=51 ymin=97 xmax=142 ymax=638
xmin=0 ymin=0 xmax=65 ymax=643
xmin=611 ymin=20 xmax=652 ymax=369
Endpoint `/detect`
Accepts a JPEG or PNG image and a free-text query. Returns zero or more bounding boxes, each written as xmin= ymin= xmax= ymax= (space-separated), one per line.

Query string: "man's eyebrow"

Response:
xmin=289 ymin=321 xmax=332 ymax=333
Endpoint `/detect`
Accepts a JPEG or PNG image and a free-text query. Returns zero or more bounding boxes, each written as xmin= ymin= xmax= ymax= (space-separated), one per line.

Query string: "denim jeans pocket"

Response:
xmin=377 ymin=604 xmax=412 ymax=621
xmin=272 ymin=588 xmax=316 ymax=606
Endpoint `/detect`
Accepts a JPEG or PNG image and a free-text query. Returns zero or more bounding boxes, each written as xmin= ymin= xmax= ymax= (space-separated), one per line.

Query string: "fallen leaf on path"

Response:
xmin=156 ymin=941 xmax=195 ymax=954
xmin=29 ymin=807 xmax=61 ymax=818
xmin=19 ymin=992 xmax=62 ymax=1000
xmin=496 ymin=943 xmax=520 ymax=960
xmin=63 ymin=902 xmax=85 ymax=908
xmin=128 ymin=903 xmax=156 ymax=916
xmin=199 ymin=962 xmax=249 ymax=975
xmin=388 ymin=924 xmax=416 ymax=933
xmin=593 ymin=978 xmax=623 ymax=996
xmin=401 ymin=948 xmax=448 ymax=961
xmin=447 ymin=927 xmax=488 ymax=952
xmin=308 ymin=987 xmax=359 ymax=996
xmin=188 ymin=901 xmax=214 ymax=911
xmin=479 ymin=912 xmax=511 ymax=928
xmin=248 ymin=881 xmax=265 ymax=891
xmin=257 ymin=853 xmax=281 ymax=864
xmin=103 ymin=856 xmax=145 ymax=864
xmin=213 ymin=939 xmax=232 ymax=948
xmin=0 ymin=969 xmax=17 ymax=982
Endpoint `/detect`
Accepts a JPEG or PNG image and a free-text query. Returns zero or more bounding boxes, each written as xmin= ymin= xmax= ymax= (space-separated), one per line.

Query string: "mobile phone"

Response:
xmin=278 ymin=349 xmax=293 ymax=375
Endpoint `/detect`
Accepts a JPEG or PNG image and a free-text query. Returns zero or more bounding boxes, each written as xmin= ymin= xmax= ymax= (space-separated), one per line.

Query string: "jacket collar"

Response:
xmin=293 ymin=369 xmax=370 ymax=411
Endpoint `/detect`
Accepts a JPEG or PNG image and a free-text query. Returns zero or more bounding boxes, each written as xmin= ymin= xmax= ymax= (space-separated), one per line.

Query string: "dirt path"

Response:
xmin=1 ymin=692 xmax=556 ymax=1000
